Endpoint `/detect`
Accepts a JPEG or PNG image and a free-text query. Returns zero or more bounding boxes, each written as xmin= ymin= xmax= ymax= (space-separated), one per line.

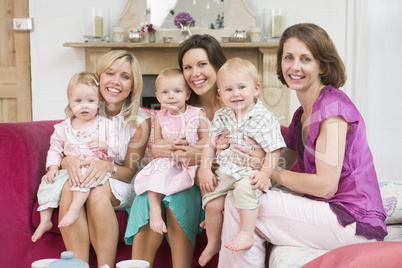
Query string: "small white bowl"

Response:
xmin=163 ymin=37 xmax=173 ymax=43
xmin=116 ymin=260 xmax=150 ymax=268
xmin=31 ymin=259 xmax=58 ymax=268
xmin=221 ymin=37 xmax=231 ymax=43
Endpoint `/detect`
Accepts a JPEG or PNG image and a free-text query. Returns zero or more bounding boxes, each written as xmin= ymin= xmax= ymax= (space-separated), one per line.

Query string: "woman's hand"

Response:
xmin=60 ymin=155 xmax=82 ymax=187
xmin=216 ymin=129 xmax=232 ymax=155
xmin=232 ymin=136 xmax=266 ymax=170
xmin=80 ymin=159 xmax=112 ymax=188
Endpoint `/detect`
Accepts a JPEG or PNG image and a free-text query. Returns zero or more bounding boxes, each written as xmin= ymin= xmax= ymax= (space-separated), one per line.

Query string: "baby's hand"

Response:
xmin=42 ymin=166 xmax=59 ymax=184
xmin=172 ymin=136 xmax=189 ymax=147
xmin=171 ymin=146 xmax=199 ymax=167
xmin=88 ymin=140 xmax=108 ymax=154
xmin=249 ymin=171 xmax=269 ymax=191
xmin=197 ymin=168 xmax=217 ymax=193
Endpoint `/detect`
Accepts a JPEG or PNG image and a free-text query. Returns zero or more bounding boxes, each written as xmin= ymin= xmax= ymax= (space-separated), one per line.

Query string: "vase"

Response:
xmin=148 ymin=31 xmax=156 ymax=43
xmin=180 ymin=24 xmax=192 ymax=42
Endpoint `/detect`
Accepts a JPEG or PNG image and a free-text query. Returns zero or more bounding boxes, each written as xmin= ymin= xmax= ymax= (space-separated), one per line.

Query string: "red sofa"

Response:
xmin=0 ymin=117 xmax=219 ymax=268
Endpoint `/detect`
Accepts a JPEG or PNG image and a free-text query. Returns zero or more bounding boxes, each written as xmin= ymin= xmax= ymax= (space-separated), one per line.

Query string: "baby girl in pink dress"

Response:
xmin=134 ymin=68 xmax=209 ymax=234
xmin=32 ymin=71 xmax=118 ymax=242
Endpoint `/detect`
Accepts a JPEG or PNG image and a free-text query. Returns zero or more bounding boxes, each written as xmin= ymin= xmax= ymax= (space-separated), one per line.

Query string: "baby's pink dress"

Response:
xmin=134 ymin=105 xmax=202 ymax=196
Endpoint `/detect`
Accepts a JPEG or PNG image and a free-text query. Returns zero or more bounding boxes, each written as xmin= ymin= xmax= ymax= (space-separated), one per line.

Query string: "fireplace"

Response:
xmin=141 ymin=75 xmax=159 ymax=109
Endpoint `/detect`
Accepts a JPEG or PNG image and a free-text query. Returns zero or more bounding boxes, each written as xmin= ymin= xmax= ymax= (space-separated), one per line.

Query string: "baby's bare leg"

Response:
xmin=59 ymin=190 xmax=90 ymax=227
xmin=32 ymin=208 xmax=54 ymax=242
xmin=199 ymin=195 xmax=225 ymax=267
xmin=224 ymin=208 xmax=258 ymax=252
xmin=148 ymin=191 xmax=167 ymax=234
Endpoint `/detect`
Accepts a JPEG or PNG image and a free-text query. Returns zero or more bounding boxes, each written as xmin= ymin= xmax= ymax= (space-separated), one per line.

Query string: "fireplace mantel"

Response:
xmin=64 ymin=42 xmax=290 ymax=125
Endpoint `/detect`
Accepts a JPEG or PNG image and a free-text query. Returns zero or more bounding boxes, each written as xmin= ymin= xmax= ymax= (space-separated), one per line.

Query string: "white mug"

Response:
xmin=116 ymin=260 xmax=150 ymax=268
xmin=31 ymin=259 xmax=57 ymax=268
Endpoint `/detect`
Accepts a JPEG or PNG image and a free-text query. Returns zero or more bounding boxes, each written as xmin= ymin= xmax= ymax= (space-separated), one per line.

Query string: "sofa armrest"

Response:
xmin=0 ymin=120 xmax=61 ymax=260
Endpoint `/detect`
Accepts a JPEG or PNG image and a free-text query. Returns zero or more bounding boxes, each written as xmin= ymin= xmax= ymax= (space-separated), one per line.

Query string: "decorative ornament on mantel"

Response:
xmin=174 ymin=12 xmax=195 ymax=42
xmin=141 ymin=23 xmax=156 ymax=43
xmin=128 ymin=30 xmax=143 ymax=43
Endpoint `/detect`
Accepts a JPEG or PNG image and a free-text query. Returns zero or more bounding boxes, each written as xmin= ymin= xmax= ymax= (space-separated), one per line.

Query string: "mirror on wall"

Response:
xmin=147 ymin=0 xmax=228 ymax=30
xmin=119 ymin=0 xmax=255 ymax=40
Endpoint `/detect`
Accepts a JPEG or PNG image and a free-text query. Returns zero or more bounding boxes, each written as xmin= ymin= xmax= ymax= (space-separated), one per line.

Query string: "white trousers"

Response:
xmin=218 ymin=188 xmax=374 ymax=268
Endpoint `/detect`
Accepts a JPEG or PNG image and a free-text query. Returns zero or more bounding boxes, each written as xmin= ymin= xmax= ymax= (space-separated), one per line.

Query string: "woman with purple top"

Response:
xmin=218 ymin=23 xmax=387 ymax=267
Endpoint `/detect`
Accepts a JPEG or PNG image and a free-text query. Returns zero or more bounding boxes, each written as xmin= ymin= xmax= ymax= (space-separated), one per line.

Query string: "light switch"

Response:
xmin=13 ymin=18 xmax=34 ymax=31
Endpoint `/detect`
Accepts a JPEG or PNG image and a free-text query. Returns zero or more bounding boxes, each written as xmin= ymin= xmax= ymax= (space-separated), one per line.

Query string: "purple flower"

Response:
xmin=174 ymin=12 xmax=195 ymax=28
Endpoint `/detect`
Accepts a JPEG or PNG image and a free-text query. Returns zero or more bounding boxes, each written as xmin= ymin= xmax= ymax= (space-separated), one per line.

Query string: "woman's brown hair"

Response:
xmin=178 ymin=34 xmax=227 ymax=106
xmin=276 ymin=23 xmax=346 ymax=89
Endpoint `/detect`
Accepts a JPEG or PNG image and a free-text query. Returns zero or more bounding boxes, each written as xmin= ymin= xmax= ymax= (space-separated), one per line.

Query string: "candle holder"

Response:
xmin=263 ymin=8 xmax=284 ymax=41
xmin=249 ymin=26 xmax=262 ymax=42
xmin=113 ymin=26 xmax=125 ymax=42
xmin=84 ymin=8 xmax=110 ymax=42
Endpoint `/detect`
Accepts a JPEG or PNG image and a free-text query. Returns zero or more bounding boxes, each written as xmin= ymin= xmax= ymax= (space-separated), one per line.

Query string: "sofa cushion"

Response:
xmin=268 ymin=224 xmax=402 ymax=268
xmin=269 ymin=245 xmax=328 ymax=268
xmin=379 ymin=180 xmax=402 ymax=224
xmin=301 ymin=241 xmax=402 ymax=268
xmin=385 ymin=225 xmax=402 ymax=242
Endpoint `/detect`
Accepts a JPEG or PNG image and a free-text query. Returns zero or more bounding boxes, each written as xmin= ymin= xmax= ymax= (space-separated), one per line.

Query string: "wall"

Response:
xmin=345 ymin=0 xmax=402 ymax=181
xmin=29 ymin=0 xmax=347 ymax=121
xmin=29 ymin=0 xmax=401 ymax=180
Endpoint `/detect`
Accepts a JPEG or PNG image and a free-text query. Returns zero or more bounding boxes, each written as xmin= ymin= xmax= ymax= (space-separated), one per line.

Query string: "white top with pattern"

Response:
xmin=210 ymin=99 xmax=286 ymax=179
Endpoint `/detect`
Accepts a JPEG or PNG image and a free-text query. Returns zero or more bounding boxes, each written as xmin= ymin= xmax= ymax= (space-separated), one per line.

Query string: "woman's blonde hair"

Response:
xmin=96 ymin=50 xmax=143 ymax=128
xmin=64 ymin=71 xmax=100 ymax=118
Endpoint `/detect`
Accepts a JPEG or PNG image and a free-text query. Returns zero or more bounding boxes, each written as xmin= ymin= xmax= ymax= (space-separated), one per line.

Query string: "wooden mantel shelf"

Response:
xmin=63 ymin=41 xmax=279 ymax=49
xmin=63 ymin=41 xmax=289 ymax=125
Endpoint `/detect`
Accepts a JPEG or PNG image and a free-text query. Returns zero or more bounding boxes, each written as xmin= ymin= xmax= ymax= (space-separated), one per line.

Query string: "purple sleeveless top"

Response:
xmin=285 ymin=85 xmax=387 ymax=241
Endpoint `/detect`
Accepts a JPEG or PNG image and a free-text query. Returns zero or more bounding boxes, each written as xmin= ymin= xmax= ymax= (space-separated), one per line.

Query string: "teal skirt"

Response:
xmin=124 ymin=185 xmax=205 ymax=248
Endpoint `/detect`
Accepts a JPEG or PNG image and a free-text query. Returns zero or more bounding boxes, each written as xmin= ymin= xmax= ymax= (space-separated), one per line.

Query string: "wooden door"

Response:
xmin=0 ymin=0 xmax=31 ymax=122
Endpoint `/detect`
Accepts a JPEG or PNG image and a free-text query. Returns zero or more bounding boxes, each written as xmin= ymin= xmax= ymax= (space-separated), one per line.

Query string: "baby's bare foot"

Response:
xmin=224 ymin=231 xmax=254 ymax=252
xmin=58 ymin=209 xmax=80 ymax=228
xmin=199 ymin=220 xmax=206 ymax=229
xmin=32 ymin=221 xmax=53 ymax=242
xmin=199 ymin=241 xmax=221 ymax=267
xmin=149 ymin=214 xmax=167 ymax=235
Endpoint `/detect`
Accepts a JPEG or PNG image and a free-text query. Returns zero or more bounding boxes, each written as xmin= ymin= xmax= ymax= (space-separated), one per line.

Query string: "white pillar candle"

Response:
xmin=271 ymin=8 xmax=283 ymax=38
xmin=272 ymin=15 xmax=282 ymax=37
xmin=94 ymin=16 xmax=103 ymax=37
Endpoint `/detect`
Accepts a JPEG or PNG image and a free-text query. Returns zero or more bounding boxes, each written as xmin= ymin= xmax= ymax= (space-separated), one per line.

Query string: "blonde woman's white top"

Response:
xmin=109 ymin=107 xmax=150 ymax=210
